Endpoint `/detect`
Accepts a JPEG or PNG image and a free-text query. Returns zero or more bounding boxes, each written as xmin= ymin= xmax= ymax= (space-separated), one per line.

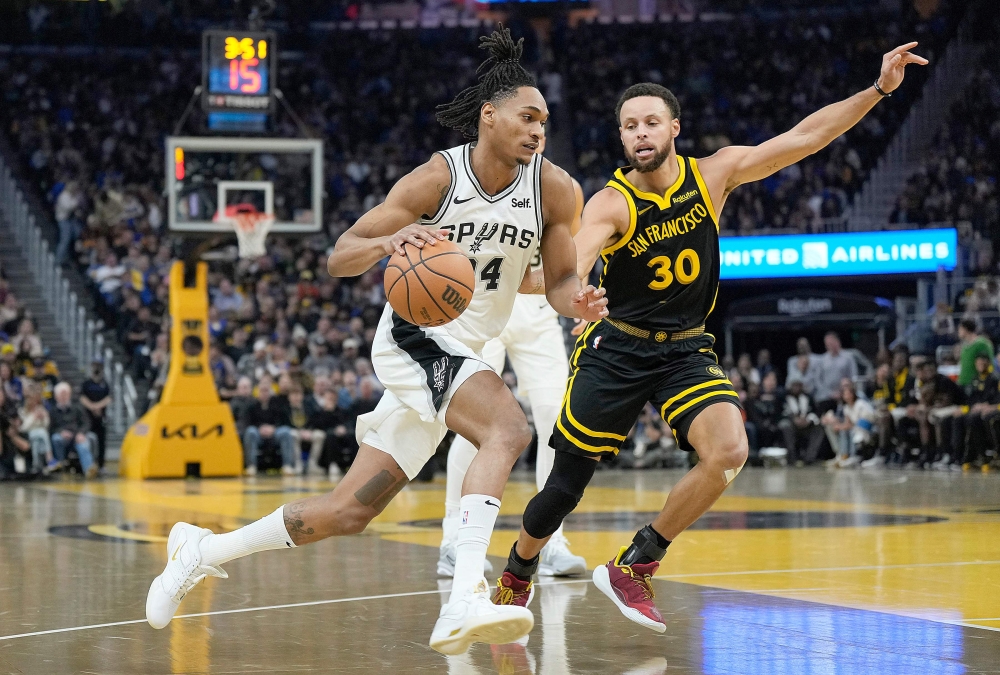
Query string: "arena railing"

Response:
xmin=0 ymin=154 xmax=138 ymax=439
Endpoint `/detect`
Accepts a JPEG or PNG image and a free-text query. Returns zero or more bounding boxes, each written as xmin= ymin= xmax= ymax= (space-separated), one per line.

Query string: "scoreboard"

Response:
xmin=201 ymin=30 xmax=276 ymax=114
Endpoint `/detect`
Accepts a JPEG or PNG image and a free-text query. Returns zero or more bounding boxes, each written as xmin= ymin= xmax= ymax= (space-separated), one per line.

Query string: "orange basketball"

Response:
xmin=384 ymin=240 xmax=475 ymax=327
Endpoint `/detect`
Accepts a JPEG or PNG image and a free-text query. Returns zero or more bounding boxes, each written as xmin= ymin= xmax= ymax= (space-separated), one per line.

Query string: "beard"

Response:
xmin=625 ymin=138 xmax=674 ymax=173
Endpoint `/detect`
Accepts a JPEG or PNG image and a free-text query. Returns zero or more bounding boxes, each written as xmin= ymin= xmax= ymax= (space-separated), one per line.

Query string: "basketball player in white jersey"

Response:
xmin=144 ymin=27 xmax=606 ymax=655
xmin=438 ymin=133 xmax=588 ymax=579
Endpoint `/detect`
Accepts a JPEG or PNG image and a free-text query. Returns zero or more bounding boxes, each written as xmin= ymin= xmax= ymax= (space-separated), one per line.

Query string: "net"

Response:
xmin=224 ymin=212 xmax=274 ymax=259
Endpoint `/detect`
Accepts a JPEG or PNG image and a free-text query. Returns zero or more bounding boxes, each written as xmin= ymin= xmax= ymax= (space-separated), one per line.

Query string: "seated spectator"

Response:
xmin=19 ymin=383 xmax=51 ymax=473
xmin=0 ymin=361 xmax=23 ymax=403
xmin=756 ymin=349 xmax=774 ymax=381
xmin=226 ymin=328 xmax=252 ymax=365
xmin=350 ymin=377 xmax=382 ymax=419
xmin=746 ymin=372 xmax=784 ymax=458
xmin=228 ymin=376 xmax=256 ymax=439
xmin=79 ymin=360 xmax=111 ymax=471
xmin=125 ymin=305 xmax=159 ymax=362
xmin=286 ymin=385 xmax=326 ymax=476
xmin=916 ymin=359 xmax=965 ymax=468
xmin=90 ymin=252 xmax=126 ymax=304
xmin=786 ymin=353 xmax=820 ymax=397
xmin=212 ymin=279 xmax=246 ymax=317
xmin=338 ymin=370 xmax=360 ymax=410
xmin=49 ymin=382 xmax=97 ymax=478
xmin=0 ymin=293 xmax=22 ymax=334
xmin=302 ymin=335 xmax=339 ymax=375
xmin=308 ymin=389 xmax=355 ymax=478
xmin=822 ymin=380 xmax=876 ymax=468
xmin=735 ymin=353 xmax=761 ymax=386
xmin=209 ymin=342 xmax=238 ymax=398
xmin=779 ymin=379 xmax=825 ymax=466
xmin=238 ymin=339 xmax=270 ymax=381
xmin=13 ymin=319 xmax=42 ymax=358
xmin=242 ymin=376 xmax=295 ymax=476
xmin=950 ymin=353 xmax=1000 ymax=471
xmin=0 ymin=387 xmax=30 ymax=478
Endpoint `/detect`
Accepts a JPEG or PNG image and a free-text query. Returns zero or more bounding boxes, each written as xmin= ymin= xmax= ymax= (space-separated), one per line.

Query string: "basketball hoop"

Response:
xmin=224 ymin=212 xmax=274 ymax=259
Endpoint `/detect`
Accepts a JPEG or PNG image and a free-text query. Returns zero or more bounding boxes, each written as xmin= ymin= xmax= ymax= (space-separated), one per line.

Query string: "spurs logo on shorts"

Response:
xmin=432 ymin=358 xmax=450 ymax=392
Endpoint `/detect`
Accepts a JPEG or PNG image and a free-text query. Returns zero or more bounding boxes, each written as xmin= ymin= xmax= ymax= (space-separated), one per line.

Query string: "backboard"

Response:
xmin=166 ymin=136 xmax=323 ymax=234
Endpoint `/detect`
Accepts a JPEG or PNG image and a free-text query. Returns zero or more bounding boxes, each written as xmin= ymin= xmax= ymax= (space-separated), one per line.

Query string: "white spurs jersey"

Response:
xmin=419 ymin=143 xmax=543 ymax=349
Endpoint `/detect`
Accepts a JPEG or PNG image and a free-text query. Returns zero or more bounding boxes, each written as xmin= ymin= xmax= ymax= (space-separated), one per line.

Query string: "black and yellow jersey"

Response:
xmin=600 ymin=156 xmax=719 ymax=332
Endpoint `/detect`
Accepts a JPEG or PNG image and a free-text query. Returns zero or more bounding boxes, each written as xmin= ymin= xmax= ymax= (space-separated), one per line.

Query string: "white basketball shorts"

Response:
xmin=357 ymin=307 xmax=493 ymax=479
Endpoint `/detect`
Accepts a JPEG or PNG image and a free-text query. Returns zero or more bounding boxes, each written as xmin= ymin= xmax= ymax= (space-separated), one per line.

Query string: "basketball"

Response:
xmin=384 ymin=240 xmax=475 ymax=327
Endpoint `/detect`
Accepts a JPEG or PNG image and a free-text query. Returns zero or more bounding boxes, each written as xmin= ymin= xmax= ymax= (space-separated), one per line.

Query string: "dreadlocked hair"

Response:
xmin=436 ymin=25 xmax=537 ymax=138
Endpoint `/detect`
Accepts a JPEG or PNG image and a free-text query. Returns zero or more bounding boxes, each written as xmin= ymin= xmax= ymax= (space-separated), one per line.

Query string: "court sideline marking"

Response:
xmin=3 ymin=560 xmax=1000 ymax=642
xmin=0 ymin=580 xmax=590 ymax=643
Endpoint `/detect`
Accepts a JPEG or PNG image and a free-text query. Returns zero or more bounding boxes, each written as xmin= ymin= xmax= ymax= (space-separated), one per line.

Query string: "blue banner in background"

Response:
xmin=719 ymin=228 xmax=957 ymax=280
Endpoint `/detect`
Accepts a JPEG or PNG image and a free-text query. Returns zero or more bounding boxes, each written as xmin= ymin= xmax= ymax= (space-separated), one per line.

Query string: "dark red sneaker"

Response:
xmin=492 ymin=572 xmax=535 ymax=608
xmin=592 ymin=546 xmax=666 ymax=633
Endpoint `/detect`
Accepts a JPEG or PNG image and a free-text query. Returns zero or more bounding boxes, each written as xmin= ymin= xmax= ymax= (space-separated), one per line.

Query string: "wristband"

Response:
xmin=873 ymin=80 xmax=891 ymax=97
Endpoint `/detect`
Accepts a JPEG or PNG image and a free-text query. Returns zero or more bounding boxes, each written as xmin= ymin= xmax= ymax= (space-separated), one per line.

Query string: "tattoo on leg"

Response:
xmin=354 ymin=469 xmax=409 ymax=512
xmin=284 ymin=502 xmax=315 ymax=543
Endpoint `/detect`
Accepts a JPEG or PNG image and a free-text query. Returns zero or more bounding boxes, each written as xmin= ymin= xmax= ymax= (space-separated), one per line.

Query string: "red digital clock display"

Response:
xmin=202 ymin=29 xmax=276 ymax=113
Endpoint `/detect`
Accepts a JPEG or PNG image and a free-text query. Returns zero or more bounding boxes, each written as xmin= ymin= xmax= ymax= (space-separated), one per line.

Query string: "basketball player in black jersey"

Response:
xmin=492 ymin=42 xmax=927 ymax=630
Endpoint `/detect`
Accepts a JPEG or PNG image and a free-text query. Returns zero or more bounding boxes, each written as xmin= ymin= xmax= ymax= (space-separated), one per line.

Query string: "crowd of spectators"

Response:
xmin=561 ymin=4 xmax=958 ymax=233
xmin=889 ymin=51 xmax=998 ymax=271
xmin=0 ymin=4 xmax=991 ymax=477
xmin=0 ymin=267 xmax=111 ymax=479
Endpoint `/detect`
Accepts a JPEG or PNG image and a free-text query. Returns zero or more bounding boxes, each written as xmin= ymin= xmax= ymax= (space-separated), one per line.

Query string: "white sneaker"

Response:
xmin=281 ymin=465 xmax=298 ymax=476
xmin=328 ymin=464 xmax=342 ymax=480
xmin=429 ymin=580 xmax=534 ymax=655
xmin=861 ymin=456 xmax=884 ymax=468
xmin=839 ymin=455 xmax=861 ymax=468
xmin=538 ymin=534 xmax=587 ymax=576
xmin=146 ymin=523 xmax=228 ymax=629
xmin=244 ymin=465 xmax=257 ymax=477
xmin=437 ymin=543 xmax=493 ymax=577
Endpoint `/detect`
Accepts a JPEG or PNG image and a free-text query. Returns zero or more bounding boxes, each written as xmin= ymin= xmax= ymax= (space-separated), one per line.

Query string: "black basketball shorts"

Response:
xmin=551 ymin=320 xmax=742 ymax=458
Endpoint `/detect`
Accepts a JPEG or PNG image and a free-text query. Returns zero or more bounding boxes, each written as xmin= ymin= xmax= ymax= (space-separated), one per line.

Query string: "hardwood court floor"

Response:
xmin=1 ymin=467 xmax=998 ymax=674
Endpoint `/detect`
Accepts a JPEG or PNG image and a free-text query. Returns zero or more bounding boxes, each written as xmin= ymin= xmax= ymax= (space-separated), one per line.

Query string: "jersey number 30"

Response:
xmin=469 ymin=257 xmax=504 ymax=291
xmin=647 ymin=249 xmax=700 ymax=291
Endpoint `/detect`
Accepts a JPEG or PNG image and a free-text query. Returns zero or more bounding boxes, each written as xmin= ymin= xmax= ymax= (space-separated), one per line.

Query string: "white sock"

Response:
xmin=443 ymin=435 xmax=477 ymax=548
xmin=199 ymin=506 xmax=295 ymax=567
xmin=449 ymin=494 xmax=499 ymax=602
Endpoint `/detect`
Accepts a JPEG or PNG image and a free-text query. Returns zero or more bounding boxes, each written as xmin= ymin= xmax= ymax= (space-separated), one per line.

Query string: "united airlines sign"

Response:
xmin=719 ymin=228 xmax=957 ymax=280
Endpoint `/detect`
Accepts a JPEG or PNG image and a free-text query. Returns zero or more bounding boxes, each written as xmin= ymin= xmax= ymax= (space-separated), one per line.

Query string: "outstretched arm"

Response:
xmin=538 ymin=160 xmax=608 ymax=322
xmin=327 ymin=155 xmax=451 ymax=278
xmin=699 ymin=42 xmax=928 ymax=201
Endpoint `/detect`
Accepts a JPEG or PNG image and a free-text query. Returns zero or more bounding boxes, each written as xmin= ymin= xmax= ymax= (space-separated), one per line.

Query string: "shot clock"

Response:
xmin=201 ymin=29 xmax=276 ymax=114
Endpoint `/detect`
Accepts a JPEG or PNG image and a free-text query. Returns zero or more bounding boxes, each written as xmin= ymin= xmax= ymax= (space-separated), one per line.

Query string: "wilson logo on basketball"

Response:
xmin=441 ymin=285 xmax=468 ymax=313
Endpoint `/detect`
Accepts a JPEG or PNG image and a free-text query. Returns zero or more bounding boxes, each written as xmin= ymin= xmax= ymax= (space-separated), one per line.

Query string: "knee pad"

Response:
xmin=522 ymin=451 xmax=597 ymax=539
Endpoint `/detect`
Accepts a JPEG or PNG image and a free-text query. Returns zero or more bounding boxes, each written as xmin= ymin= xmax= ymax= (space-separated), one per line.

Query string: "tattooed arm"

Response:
xmin=327 ymin=154 xmax=452 ymax=278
